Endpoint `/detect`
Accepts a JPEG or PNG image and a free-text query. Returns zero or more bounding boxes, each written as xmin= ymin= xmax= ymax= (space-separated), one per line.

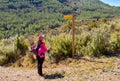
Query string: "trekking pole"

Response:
xmin=48 ymin=49 xmax=52 ymax=73
xmin=47 ymin=37 xmax=52 ymax=74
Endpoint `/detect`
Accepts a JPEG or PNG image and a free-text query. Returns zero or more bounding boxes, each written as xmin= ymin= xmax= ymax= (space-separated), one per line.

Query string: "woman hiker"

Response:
xmin=31 ymin=35 xmax=51 ymax=76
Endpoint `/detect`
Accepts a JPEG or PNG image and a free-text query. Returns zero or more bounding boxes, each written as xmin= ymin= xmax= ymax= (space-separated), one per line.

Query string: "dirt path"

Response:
xmin=0 ymin=67 xmax=44 ymax=81
xmin=0 ymin=57 xmax=120 ymax=81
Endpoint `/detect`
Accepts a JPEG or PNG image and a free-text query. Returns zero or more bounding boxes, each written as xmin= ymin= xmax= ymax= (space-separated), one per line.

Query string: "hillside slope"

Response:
xmin=0 ymin=0 xmax=120 ymax=38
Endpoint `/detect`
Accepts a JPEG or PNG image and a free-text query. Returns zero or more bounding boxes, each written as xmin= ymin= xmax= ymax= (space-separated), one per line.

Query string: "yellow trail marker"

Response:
xmin=64 ymin=15 xmax=73 ymax=20
xmin=64 ymin=14 xmax=75 ymax=58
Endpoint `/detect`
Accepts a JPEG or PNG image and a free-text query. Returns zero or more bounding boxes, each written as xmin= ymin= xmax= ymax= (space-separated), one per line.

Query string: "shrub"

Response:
xmin=76 ymin=27 xmax=109 ymax=57
xmin=101 ymin=18 xmax=107 ymax=23
xmin=89 ymin=21 xmax=99 ymax=28
xmin=48 ymin=34 xmax=72 ymax=63
xmin=0 ymin=38 xmax=17 ymax=65
xmin=0 ymin=34 xmax=3 ymax=41
xmin=109 ymin=32 xmax=120 ymax=52
xmin=75 ymin=32 xmax=90 ymax=55
xmin=14 ymin=35 xmax=30 ymax=55
xmin=0 ymin=55 xmax=8 ymax=65
xmin=0 ymin=36 xmax=30 ymax=66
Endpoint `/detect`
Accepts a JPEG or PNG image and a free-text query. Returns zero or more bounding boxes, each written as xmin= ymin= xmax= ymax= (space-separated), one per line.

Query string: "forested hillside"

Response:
xmin=0 ymin=0 xmax=120 ymax=38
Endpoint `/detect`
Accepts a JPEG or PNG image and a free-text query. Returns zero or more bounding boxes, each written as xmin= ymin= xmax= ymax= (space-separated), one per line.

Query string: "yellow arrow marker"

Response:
xmin=64 ymin=15 xmax=73 ymax=20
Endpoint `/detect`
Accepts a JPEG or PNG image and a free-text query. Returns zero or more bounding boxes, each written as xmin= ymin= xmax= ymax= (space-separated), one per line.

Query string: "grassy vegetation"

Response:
xmin=0 ymin=0 xmax=120 ymax=38
xmin=47 ymin=34 xmax=72 ymax=63
xmin=0 ymin=35 xmax=30 ymax=65
xmin=0 ymin=17 xmax=120 ymax=66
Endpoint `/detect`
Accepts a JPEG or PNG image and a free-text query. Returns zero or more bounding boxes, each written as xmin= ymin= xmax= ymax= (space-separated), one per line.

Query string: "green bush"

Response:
xmin=0 ymin=55 xmax=8 ymax=65
xmin=76 ymin=27 xmax=109 ymax=57
xmin=14 ymin=35 xmax=29 ymax=55
xmin=0 ymin=36 xmax=30 ymax=65
xmin=101 ymin=18 xmax=107 ymax=23
xmin=109 ymin=32 xmax=120 ymax=52
xmin=0 ymin=38 xmax=17 ymax=65
xmin=89 ymin=21 xmax=99 ymax=28
xmin=48 ymin=34 xmax=72 ymax=63
xmin=45 ymin=27 xmax=111 ymax=62
xmin=75 ymin=32 xmax=90 ymax=55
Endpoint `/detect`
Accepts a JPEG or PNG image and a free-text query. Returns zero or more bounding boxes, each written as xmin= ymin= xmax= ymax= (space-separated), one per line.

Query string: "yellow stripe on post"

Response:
xmin=64 ymin=15 xmax=73 ymax=20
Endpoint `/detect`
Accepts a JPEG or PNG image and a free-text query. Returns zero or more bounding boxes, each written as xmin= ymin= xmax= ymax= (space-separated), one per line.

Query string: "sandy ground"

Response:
xmin=0 ymin=56 xmax=120 ymax=81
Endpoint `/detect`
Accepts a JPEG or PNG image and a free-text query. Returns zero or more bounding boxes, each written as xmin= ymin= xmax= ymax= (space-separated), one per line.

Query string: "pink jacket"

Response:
xmin=38 ymin=43 xmax=47 ymax=58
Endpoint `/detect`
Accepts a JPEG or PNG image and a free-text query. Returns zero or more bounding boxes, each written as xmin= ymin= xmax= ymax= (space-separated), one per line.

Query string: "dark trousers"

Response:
xmin=37 ymin=56 xmax=44 ymax=75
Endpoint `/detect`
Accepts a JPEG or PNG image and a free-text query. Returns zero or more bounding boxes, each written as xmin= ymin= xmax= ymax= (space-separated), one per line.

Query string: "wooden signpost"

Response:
xmin=64 ymin=14 xmax=75 ymax=58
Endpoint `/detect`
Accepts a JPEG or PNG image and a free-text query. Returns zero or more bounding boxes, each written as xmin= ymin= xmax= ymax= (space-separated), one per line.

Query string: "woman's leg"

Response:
xmin=39 ymin=58 xmax=44 ymax=76
xmin=37 ymin=56 xmax=44 ymax=76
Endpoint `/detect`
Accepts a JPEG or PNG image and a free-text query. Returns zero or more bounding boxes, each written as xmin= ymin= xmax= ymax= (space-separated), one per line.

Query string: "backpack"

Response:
xmin=31 ymin=45 xmax=39 ymax=55
xmin=31 ymin=43 xmax=45 ymax=58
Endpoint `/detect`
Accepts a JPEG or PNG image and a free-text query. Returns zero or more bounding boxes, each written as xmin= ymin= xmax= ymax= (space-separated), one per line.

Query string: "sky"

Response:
xmin=100 ymin=0 xmax=120 ymax=6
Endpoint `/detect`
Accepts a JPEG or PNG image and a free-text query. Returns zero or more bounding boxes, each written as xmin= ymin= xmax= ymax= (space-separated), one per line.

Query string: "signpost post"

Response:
xmin=64 ymin=14 xmax=75 ymax=58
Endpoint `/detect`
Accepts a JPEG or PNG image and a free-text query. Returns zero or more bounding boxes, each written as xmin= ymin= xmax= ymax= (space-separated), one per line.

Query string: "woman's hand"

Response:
xmin=47 ymin=46 xmax=51 ymax=53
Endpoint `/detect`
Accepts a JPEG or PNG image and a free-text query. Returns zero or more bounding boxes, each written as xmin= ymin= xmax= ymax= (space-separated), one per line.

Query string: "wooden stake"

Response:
xmin=72 ymin=15 xmax=75 ymax=58
xmin=64 ymin=14 xmax=75 ymax=58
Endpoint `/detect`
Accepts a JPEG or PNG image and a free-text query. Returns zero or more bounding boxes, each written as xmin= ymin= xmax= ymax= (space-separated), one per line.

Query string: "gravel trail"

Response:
xmin=0 ymin=57 xmax=120 ymax=81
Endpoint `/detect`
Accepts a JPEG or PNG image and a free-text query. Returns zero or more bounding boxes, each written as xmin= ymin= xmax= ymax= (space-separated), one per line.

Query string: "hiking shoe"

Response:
xmin=39 ymin=74 xmax=44 ymax=77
